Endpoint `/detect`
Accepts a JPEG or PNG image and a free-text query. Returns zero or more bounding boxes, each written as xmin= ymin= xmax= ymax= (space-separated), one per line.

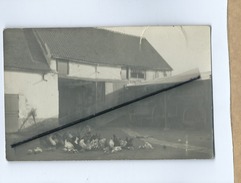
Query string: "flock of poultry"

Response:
xmin=27 ymin=126 xmax=154 ymax=155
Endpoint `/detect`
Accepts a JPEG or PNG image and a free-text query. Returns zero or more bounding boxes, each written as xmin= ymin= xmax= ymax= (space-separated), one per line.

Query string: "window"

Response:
xmin=57 ymin=60 xmax=69 ymax=75
xmin=130 ymin=69 xmax=145 ymax=79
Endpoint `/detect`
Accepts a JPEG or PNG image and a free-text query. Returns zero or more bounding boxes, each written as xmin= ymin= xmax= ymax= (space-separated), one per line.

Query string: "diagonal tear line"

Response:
xmin=11 ymin=75 xmax=200 ymax=148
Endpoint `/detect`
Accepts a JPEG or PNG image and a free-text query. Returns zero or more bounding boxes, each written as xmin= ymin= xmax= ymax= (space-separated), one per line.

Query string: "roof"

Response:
xmin=34 ymin=28 xmax=172 ymax=71
xmin=4 ymin=29 xmax=51 ymax=73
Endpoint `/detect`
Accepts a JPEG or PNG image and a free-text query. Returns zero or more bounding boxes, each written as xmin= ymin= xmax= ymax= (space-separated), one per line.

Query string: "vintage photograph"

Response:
xmin=4 ymin=26 xmax=213 ymax=160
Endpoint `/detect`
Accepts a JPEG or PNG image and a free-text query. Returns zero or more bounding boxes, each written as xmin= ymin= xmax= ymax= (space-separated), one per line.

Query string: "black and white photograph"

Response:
xmin=4 ymin=26 xmax=213 ymax=160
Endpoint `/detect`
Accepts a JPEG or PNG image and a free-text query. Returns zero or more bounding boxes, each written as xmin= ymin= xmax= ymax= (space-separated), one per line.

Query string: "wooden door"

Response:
xmin=5 ymin=94 xmax=19 ymax=133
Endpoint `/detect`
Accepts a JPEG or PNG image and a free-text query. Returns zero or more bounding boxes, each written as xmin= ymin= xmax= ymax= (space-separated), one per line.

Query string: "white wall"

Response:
xmin=146 ymin=70 xmax=171 ymax=80
xmin=98 ymin=65 xmax=121 ymax=80
xmin=146 ymin=70 xmax=156 ymax=80
xmin=121 ymin=68 xmax=127 ymax=79
xmin=4 ymin=71 xmax=59 ymax=120
xmin=50 ymin=59 xmax=57 ymax=71
xmin=69 ymin=62 xmax=122 ymax=80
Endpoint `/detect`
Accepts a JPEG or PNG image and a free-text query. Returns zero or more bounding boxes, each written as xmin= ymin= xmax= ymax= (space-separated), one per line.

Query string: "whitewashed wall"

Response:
xmin=69 ymin=62 xmax=122 ymax=80
xmin=146 ymin=70 xmax=157 ymax=80
xmin=146 ymin=70 xmax=171 ymax=80
xmin=50 ymin=59 xmax=57 ymax=71
xmin=4 ymin=71 xmax=59 ymax=120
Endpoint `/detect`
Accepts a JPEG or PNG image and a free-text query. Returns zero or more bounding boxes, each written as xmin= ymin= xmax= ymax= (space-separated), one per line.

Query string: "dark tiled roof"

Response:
xmin=4 ymin=29 xmax=50 ymax=73
xmin=35 ymin=28 xmax=172 ymax=71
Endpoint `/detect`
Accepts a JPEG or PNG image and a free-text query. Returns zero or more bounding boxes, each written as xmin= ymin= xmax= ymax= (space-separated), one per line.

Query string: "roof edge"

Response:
xmin=52 ymin=55 xmax=171 ymax=71
xmin=4 ymin=65 xmax=51 ymax=74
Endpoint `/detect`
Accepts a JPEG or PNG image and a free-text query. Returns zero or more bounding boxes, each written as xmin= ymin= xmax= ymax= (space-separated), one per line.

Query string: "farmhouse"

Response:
xmin=4 ymin=28 xmax=173 ymax=132
xmin=4 ymin=29 xmax=58 ymax=132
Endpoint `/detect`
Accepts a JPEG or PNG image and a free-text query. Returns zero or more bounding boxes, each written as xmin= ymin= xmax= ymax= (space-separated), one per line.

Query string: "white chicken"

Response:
xmin=109 ymin=138 xmax=114 ymax=149
xmin=48 ymin=135 xmax=57 ymax=146
xmin=79 ymin=139 xmax=87 ymax=150
xmin=34 ymin=147 xmax=43 ymax=154
xmin=74 ymin=137 xmax=79 ymax=145
xmin=111 ymin=146 xmax=122 ymax=153
xmin=64 ymin=139 xmax=75 ymax=152
xmin=145 ymin=142 xmax=153 ymax=149
xmin=99 ymin=138 xmax=107 ymax=149
xmin=139 ymin=141 xmax=153 ymax=150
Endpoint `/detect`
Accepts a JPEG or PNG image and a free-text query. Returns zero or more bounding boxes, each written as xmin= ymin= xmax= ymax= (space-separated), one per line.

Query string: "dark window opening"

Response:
xmin=127 ymin=68 xmax=129 ymax=79
xmin=130 ymin=69 xmax=145 ymax=79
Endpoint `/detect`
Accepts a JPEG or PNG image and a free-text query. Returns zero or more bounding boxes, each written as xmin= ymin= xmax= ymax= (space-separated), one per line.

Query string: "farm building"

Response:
xmin=4 ymin=29 xmax=59 ymax=133
xmin=34 ymin=28 xmax=173 ymax=124
xmin=4 ymin=28 xmax=175 ymax=132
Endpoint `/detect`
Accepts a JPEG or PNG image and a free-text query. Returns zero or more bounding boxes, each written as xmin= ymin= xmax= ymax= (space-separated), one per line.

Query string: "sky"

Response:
xmin=102 ymin=26 xmax=211 ymax=75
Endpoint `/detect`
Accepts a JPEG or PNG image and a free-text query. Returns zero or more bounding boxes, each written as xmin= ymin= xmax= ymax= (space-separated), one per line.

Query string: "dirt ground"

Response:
xmin=6 ymin=124 xmax=214 ymax=161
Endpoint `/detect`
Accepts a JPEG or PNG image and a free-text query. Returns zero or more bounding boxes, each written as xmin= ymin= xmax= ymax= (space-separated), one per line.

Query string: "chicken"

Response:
xmin=74 ymin=137 xmax=79 ymax=145
xmin=90 ymin=133 xmax=99 ymax=141
xmin=99 ymin=138 xmax=107 ymax=149
xmin=48 ymin=135 xmax=57 ymax=146
xmin=79 ymin=139 xmax=87 ymax=149
xmin=53 ymin=133 xmax=64 ymax=148
xmin=126 ymin=137 xmax=134 ymax=149
xmin=40 ymin=133 xmax=64 ymax=150
xmin=113 ymin=135 xmax=120 ymax=146
xmin=71 ymin=136 xmax=81 ymax=150
xmin=34 ymin=147 xmax=43 ymax=154
xmin=64 ymin=139 xmax=75 ymax=152
xmin=85 ymin=140 xmax=92 ymax=150
xmin=111 ymin=146 xmax=122 ymax=153
xmin=139 ymin=141 xmax=154 ymax=150
xmin=144 ymin=142 xmax=153 ymax=149
xmin=109 ymin=138 xmax=115 ymax=149
xmin=90 ymin=139 xmax=99 ymax=150
xmin=103 ymin=146 xmax=110 ymax=153
xmin=79 ymin=139 xmax=92 ymax=150
xmin=120 ymin=139 xmax=127 ymax=148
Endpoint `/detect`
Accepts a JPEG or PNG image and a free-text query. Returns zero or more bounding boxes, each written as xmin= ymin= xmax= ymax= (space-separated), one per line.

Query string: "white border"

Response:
xmin=0 ymin=0 xmax=233 ymax=182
